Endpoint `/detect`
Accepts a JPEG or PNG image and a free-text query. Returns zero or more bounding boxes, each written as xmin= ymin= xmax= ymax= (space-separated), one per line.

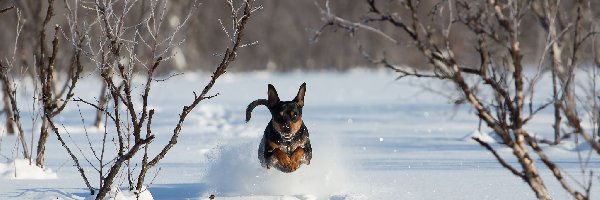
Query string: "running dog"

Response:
xmin=245 ymin=83 xmax=312 ymax=173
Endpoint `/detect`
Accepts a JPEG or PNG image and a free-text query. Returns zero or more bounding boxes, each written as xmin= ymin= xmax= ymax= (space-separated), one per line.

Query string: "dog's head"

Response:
xmin=267 ymin=83 xmax=306 ymax=140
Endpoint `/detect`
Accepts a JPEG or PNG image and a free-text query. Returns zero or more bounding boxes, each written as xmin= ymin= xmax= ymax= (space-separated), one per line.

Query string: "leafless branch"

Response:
xmin=473 ymin=137 xmax=523 ymax=178
xmin=0 ymin=6 xmax=13 ymax=14
xmin=45 ymin=114 xmax=94 ymax=195
xmin=0 ymin=63 xmax=29 ymax=159
xmin=525 ymin=134 xmax=586 ymax=200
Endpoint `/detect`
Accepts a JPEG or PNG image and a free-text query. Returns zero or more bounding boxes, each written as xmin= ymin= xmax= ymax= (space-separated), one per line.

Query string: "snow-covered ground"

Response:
xmin=0 ymin=69 xmax=598 ymax=199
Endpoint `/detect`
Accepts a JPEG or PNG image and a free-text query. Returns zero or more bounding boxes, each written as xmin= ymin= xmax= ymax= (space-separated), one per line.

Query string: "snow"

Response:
xmin=463 ymin=130 xmax=496 ymax=143
xmin=87 ymin=187 xmax=154 ymax=200
xmin=0 ymin=159 xmax=57 ymax=180
xmin=0 ymin=69 xmax=598 ymax=199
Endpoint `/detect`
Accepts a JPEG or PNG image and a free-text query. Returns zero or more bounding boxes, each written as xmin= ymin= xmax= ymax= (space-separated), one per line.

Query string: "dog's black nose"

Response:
xmin=282 ymin=124 xmax=291 ymax=132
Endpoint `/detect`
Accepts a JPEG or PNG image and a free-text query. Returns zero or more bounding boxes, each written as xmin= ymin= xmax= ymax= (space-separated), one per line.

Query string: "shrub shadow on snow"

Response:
xmin=149 ymin=183 xmax=209 ymax=200
xmin=13 ymin=188 xmax=80 ymax=200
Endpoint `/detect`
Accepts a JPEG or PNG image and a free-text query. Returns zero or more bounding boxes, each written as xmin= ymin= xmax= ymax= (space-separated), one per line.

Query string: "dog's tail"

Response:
xmin=246 ymin=99 xmax=269 ymax=122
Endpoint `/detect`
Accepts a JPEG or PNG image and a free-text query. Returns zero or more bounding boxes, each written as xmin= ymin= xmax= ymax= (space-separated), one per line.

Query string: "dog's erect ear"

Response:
xmin=267 ymin=84 xmax=280 ymax=108
xmin=294 ymin=82 xmax=306 ymax=107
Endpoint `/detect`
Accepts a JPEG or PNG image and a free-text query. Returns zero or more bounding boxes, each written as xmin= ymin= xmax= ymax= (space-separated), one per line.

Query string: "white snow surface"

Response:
xmin=463 ymin=130 xmax=496 ymax=144
xmin=0 ymin=69 xmax=598 ymax=199
xmin=85 ymin=187 xmax=154 ymax=200
xmin=0 ymin=159 xmax=57 ymax=180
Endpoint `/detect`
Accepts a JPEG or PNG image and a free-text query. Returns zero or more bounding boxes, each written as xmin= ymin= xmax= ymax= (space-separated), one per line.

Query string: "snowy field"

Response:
xmin=0 ymin=69 xmax=598 ymax=199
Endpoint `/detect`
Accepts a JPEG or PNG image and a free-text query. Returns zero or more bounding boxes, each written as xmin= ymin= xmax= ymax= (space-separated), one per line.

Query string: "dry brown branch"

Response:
xmin=72 ymin=98 xmax=115 ymax=122
xmin=0 ymin=6 xmax=13 ymax=14
xmin=34 ymin=0 xmax=85 ymax=168
xmin=45 ymin=114 xmax=94 ymax=195
xmin=93 ymin=84 xmax=107 ymax=127
xmin=0 ymin=63 xmax=29 ymax=159
xmin=472 ymin=137 xmax=523 ymax=177
xmin=36 ymin=21 xmax=59 ymax=167
xmin=0 ymin=2 xmax=16 ymax=134
xmin=525 ymin=134 xmax=586 ymax=200
xmin=314 ymin=1 xmax=399 ymax=44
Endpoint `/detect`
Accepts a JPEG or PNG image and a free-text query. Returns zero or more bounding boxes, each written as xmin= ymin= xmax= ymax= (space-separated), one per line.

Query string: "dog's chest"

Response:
xmin=275 ymin=140 xmax=292 ymax=154
xmin=275 ymin=136 xmax=304 ymax=154
xmin=282 ymin=143 xmax=293 ymax=154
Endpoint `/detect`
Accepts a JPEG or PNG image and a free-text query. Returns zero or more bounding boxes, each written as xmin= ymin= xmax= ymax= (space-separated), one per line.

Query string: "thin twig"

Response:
xmin=473 ymin=137 xmax=523 ymax=178
xmin=46 ymin=114 xmax=95 ymax=195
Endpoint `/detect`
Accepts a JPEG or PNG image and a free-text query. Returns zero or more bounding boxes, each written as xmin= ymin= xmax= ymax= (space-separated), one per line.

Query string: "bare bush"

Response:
xmin=315 ymin=0 xmax=600 ymax=199
xmin=40 ymin=0 xmax=258 ymax=199
xmin=0 ymin=0 xmax=83 ymax=168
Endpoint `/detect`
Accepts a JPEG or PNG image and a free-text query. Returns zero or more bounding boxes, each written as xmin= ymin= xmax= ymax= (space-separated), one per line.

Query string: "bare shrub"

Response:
xmin=41 ymin=0 xmax=258 ymax=199
xmin=0 ymin=0 xmax=83 ymax=168
xmin=315 ymin=0 xmax=600 ymax=199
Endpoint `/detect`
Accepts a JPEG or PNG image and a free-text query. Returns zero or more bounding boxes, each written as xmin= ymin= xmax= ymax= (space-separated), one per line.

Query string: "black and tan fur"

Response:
xmin=246 ymin=83 xmax=312 ymax=173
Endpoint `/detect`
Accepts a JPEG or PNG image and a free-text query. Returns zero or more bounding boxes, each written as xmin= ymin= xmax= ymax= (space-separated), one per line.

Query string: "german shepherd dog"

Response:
xmin=245 ymin=83 xmax=312 ymax=173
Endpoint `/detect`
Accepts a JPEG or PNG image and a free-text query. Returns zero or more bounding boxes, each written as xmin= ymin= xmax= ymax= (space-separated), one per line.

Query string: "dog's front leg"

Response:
xmin=271 ymin=148 xmax=293 ymax=170
xmin=289 ymin=147 xmax=305 ymax=171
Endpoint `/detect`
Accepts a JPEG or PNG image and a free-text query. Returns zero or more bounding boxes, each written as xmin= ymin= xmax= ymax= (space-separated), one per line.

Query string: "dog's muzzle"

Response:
xmin=280 ymin=124 xmax=293 ymax=141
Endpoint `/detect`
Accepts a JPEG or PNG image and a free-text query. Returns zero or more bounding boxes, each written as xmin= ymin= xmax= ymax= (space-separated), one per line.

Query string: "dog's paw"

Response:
xmin=289 ymin=163 xmax=299 ymax=172
xmin=265 ymin=155 xmax=279 ymax=170
xmin=290 ymin=148 xmax=305 ymax=163
xmin=303 ymin=158 xmax=310 ymax=165
xmin=273 ymin=149 xmax=292 ymax=167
